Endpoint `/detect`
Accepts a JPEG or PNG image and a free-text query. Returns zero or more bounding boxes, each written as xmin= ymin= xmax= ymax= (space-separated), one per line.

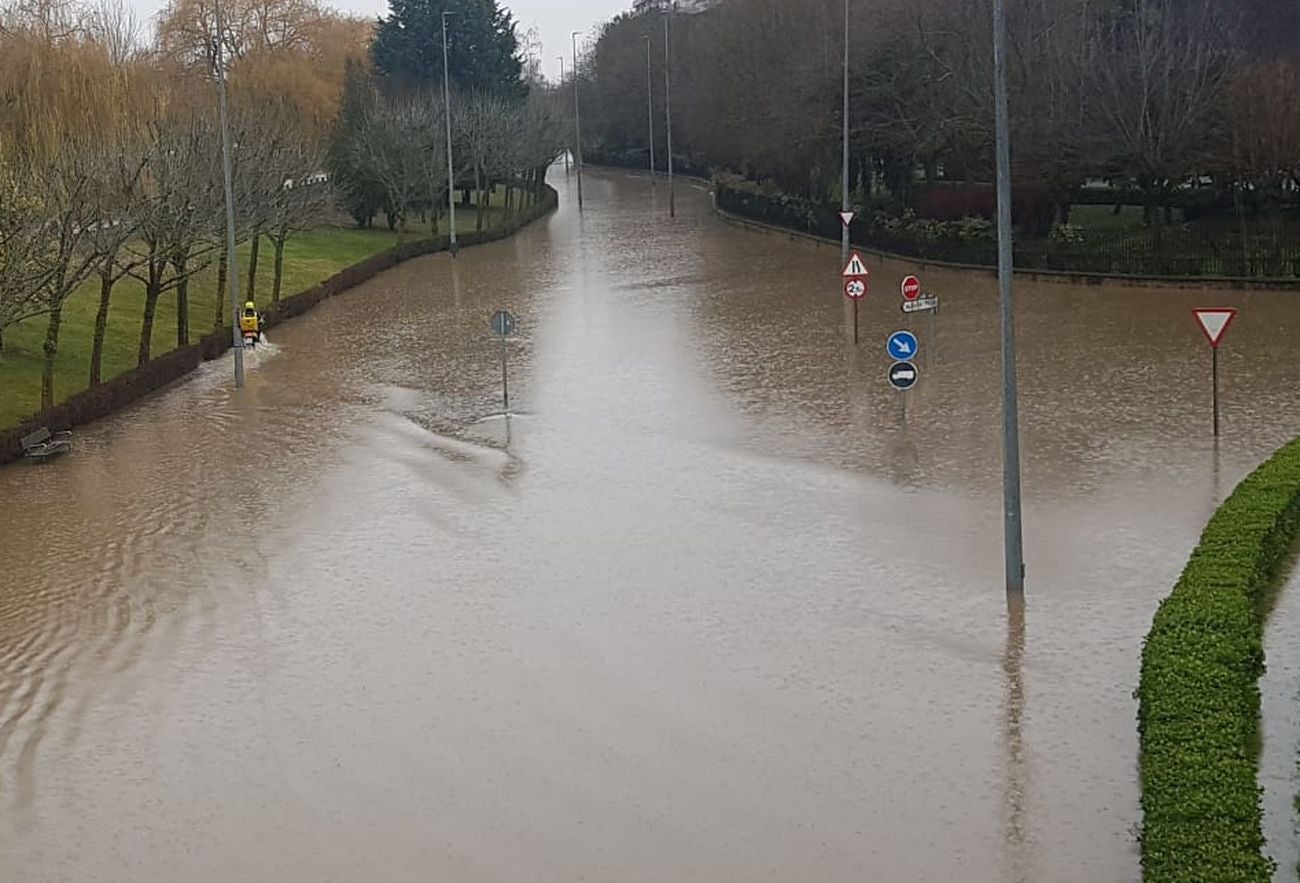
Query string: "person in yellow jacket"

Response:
xmin=239 ymin=301 xmax=263 ymax=344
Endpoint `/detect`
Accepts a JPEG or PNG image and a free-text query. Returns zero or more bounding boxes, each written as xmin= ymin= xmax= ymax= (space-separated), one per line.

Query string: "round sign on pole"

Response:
xmin=844 ymin=278 xmax=867 ymax=301
xmin=888 ymin=361 xmax=919 ymax=391
xmin=901 ymin=275 xmax=921 ymax=301
xmin=491 ymin=310 xmax=517 ymax=337
xmin=886 ymin=330 xmax=919 ymax=361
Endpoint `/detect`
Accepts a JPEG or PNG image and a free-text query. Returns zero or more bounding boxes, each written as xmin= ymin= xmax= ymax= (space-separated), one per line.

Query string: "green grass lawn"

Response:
xmin=1069 ymin=203 xmax=1186 ymax=231
xmin=0 ymin=203 xmax=509 ymax=431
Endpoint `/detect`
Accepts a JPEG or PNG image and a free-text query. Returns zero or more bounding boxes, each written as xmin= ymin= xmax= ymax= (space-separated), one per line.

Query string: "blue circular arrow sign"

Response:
xmin=886 ymin=330 xmax=919 ymax=361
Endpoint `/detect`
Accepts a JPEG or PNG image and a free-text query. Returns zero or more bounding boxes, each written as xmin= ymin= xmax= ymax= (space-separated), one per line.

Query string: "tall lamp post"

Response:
xmin=442 ymin=10 xmax=458 ymax=253
xmin=645 ymin=34 xmax=656 ymax=180
xmin=663 ymin=5 xmax=675 ymax=218
xmin=571 ymin=31 xmax=585 ymax=211
xmin=557 ymin=56 xmax=570 ymax=174
xmin=213 ymin=0 xmax=243 ymax=388
xmin=840 ymin=0 xmax=850 ymax=265
xmin=993 ymin=0 xmax=1025 ymax=598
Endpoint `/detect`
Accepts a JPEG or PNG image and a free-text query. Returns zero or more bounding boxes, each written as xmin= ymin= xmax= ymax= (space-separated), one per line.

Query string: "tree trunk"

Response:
xmin=174 ymin=252 xmax=189 ymax=347
xmin=41 ymin=304 xmax=63 ymax=411
xmin=476 ymin=165 xmax=486 ymax=232
xmin=1235 ymin=184 xmax=1252 ymax=277
xmin=213 ymin=250 xmax=228 ymax=329
xmin=90 ymin=262 xmax=115 ymax=386
xmin=138 ymin=265 xmax=162 ymax=366
xmin=246 ymin=232 xmax=260 ymax=302
xmin=271 ymin=234 xmax=286 ymax=303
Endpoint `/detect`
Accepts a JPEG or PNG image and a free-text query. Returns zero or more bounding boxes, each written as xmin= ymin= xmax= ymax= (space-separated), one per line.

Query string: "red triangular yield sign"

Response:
xmin=839 ymin=211 xmax=855 ymax=227
xmin=841 ymin=251 xmax=869 ymax=277
xmin=1193 ymin=308 xmax=1237 ymax=349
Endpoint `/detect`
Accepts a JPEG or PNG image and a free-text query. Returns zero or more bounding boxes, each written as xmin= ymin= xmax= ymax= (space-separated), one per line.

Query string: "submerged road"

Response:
xmin=3 ymin=168 xmax=1300 ymax=881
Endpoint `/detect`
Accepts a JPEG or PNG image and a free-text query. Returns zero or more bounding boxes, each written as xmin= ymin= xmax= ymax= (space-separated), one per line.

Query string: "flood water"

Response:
xmin=3 ymin=168 xmax=1300 ymax=881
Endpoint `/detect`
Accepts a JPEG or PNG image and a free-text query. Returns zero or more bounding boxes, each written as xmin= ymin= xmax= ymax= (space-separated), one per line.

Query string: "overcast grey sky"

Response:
xmin=129 ymin=0 xmax=629 ymax=82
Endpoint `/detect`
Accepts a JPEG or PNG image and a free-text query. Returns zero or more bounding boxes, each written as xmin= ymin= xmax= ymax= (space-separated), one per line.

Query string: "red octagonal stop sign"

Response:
xmin=901 ymin=275 xmax=921 ymax=301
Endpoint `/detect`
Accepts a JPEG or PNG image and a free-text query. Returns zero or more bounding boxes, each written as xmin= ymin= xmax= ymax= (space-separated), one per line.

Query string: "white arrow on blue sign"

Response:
xmin=886 ymin=330 xmax=919 ymax=361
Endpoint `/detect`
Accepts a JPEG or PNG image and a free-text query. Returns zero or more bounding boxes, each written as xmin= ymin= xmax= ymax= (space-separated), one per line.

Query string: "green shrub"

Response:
xmin=1138 ymin=437 xmax=1300 ymax=882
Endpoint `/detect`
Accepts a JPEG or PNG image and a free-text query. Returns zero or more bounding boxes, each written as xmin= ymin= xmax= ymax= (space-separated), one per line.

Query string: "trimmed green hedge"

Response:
xmin=1139 ymin=437 xmax=1300 ymax=882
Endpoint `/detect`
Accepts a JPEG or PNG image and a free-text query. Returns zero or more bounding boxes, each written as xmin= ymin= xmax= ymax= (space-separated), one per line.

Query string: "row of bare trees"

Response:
xmin=0 ymin=0 xmax=361 ymax=411
xmin=577 ymin=0 xmax=1300 ymax=227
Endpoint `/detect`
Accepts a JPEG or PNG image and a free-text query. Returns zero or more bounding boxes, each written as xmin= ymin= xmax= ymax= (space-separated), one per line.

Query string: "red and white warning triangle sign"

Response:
xmin=1193 ymin=308 xmax=1237 ymax=349
xmin=839 ymin=210 xmax=855 ymax=227
xmin=841 ymin=250 xmax=869 ymax=278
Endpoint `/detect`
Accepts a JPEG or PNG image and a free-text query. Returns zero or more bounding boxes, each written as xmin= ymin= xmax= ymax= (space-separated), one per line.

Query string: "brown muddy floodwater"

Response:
xmin=4 ymin=168 xmax=1300 ymax=882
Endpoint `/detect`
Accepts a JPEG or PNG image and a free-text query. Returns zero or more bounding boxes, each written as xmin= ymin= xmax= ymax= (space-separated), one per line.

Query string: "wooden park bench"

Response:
xmin=20 ymin=427 xmax=72 ymax=462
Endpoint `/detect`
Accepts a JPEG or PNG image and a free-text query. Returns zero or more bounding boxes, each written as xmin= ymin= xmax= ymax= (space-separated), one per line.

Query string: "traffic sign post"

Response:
xmin=888 ymin=361 xmax=918 ymax=390
xmin=886 ymin=330 xmax=919 ymax=361
xmin=841 ymin=251 xmax=870 ymax=345
xmin=1193 ymin=308 xmax=1237 ymax=438
xmin=491 ymin=310 xmax=517 ymax=412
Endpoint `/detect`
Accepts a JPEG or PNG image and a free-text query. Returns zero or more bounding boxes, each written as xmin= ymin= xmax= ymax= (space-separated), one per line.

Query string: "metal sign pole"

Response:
xmin=1212 ymin=347 xmax=1219 ymax=438
xmin=501 ymin=335 xmax=510 ymax=412
xmin=853 ymin=300 xmax=859 ymax=345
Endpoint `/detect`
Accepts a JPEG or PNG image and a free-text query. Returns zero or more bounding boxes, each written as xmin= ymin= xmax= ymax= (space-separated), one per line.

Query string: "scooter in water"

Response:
xmin=238 ymin=302 xmax=265 ymax=348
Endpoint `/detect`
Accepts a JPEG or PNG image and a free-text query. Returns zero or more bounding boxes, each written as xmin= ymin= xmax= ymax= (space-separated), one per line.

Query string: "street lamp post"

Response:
xmin=645 ymin=35 xmax=656 ymax=181
xmin=442 ymin=10 xmax=458 ymax=253
xmin=840 ymin=0 xmax=850 ymax=265
xmin=213 ymin=0 xmax=243 ymax=388
xmin=993 ymin=0 xmax=1025 ymax=598
xmin=557 ymin=56 xmax=570 ymax=174
xmin=664 ymin=6 xmax=675 ymax=218
xmin=571 ymin=31 xmax=585 ymax=211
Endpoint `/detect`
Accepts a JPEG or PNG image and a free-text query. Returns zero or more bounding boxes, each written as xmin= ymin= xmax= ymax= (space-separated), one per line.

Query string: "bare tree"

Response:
xmin=264 ymin=144 xmax=335 ymax=302
xmin=87 ymin=0 xmax=139 ymax=64
xmin=1085 ymin=0 xmax=1234 ymax=223
xmin=0 ymin=153 xmax=52 ymax=353
xmin=345 ymin=94 xmax=438 ymax=239
xmin=125 ymin=114 xmax=221 ymax=364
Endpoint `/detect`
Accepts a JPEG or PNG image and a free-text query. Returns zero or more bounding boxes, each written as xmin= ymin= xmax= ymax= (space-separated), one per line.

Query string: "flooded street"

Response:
xmin=4 ymin=168 xmax=1300 ymax=881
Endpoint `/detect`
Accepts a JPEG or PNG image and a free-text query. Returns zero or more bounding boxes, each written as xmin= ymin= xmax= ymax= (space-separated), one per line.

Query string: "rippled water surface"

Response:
xmin=4 ymin=168 xmax=1300 ymax=881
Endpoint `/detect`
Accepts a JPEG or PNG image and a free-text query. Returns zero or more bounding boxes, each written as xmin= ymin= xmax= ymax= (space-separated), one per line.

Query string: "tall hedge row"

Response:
xmin=1139 ymin=437 xmax=1300 ymax=882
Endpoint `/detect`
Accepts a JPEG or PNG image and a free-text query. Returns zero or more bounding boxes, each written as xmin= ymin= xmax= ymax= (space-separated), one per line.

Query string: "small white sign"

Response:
xmin=901 ymin=296 xmax=940 ymax=314
xmin=839 ymin=211 xmax=855 ymax=227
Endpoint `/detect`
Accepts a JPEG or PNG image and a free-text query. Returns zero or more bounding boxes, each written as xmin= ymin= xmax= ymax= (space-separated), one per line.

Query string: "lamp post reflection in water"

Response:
xmin=1002 ymin=593 xmax=1030 ymax=883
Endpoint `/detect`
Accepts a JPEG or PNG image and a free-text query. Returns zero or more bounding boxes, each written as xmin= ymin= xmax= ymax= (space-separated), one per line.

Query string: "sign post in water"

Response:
xmin=1192 ymin=308 xmax=1237 ymax=437
xmin=491 ymin=310 xmax=517 ymax=412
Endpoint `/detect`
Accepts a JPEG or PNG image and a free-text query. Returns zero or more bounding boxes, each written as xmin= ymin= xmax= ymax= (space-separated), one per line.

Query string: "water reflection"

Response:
xmin=1003 ymin=593 xmax=1030 ymax=883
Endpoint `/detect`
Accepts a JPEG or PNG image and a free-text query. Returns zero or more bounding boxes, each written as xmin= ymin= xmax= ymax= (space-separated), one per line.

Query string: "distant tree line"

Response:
xmin=328 ymin=0 xmax=566 ymax=236
xmin=576 ymin=0 xmax=1300 ymax=233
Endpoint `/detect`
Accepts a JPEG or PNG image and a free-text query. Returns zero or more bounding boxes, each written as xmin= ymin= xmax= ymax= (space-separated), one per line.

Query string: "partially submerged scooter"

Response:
xmin=239 ymin=301 xmax=264 ymax=348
